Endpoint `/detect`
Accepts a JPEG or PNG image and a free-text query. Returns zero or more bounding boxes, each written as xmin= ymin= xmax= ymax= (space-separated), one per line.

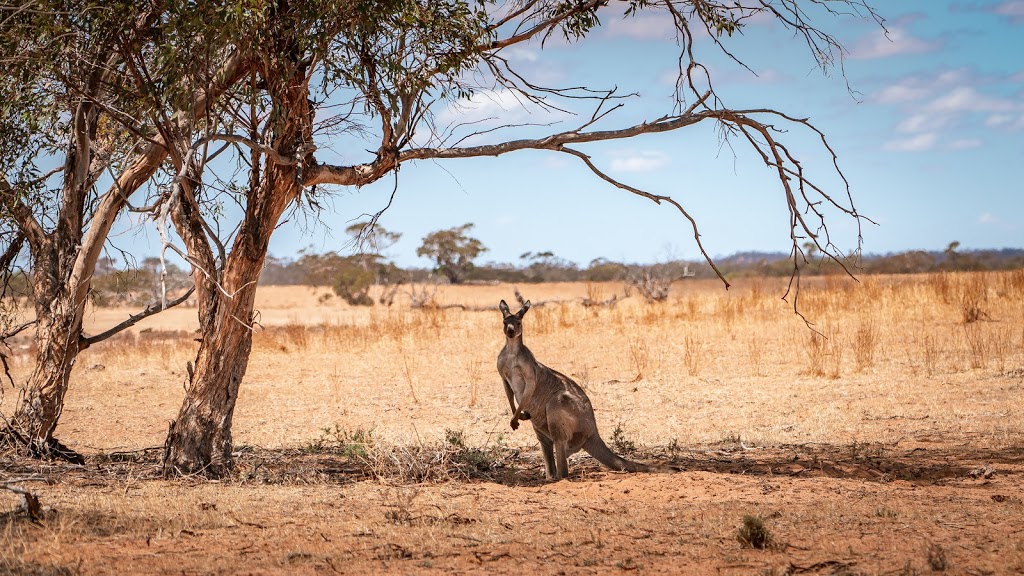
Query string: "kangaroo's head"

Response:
xmin=498 ymin=299 xmax=531 ymax=339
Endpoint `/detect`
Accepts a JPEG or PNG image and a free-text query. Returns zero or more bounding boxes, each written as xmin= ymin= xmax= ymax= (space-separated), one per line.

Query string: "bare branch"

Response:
xmin=0 ymin=320 xmax=36 ymax=342
xmin=79 ymin=285 xmax=196 ymax=350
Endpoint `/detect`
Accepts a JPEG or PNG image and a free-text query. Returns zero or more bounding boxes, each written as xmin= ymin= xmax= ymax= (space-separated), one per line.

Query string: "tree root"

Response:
xmin=0 ymin=428 xmax=85 ymax=465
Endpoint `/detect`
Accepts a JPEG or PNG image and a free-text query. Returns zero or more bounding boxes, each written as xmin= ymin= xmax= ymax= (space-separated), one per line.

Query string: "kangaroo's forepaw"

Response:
xmin=510 ymin=418 xmax=520 ymax=430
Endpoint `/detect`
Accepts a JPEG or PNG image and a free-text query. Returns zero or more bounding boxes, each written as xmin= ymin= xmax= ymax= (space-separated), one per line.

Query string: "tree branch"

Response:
xmin=557 ymin=146 xmax=730 ymax=288
xmin=79 ymin=285 xmax=196 ymax=350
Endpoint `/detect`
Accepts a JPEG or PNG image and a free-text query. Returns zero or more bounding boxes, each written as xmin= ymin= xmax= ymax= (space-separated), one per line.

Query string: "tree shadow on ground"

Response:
xmin=656 ymin=443 xmax=1024 ymax=486
xmin=2 ymin=442 xmax=1021 ymax=489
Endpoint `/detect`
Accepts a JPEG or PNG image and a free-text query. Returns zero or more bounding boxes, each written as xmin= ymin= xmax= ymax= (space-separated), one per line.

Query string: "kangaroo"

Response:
xmin=496 ymin=299 xmax=667 ymax=480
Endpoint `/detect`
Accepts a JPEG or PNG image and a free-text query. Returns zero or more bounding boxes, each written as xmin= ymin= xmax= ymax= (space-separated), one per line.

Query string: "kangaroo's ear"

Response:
xmin=518 ymin=300 xmax=532 ymax=316
xmin=498 ymin=300 xmax=511 ymax=317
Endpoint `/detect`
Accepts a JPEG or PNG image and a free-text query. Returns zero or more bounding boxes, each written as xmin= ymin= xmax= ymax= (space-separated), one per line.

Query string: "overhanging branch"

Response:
xmin=557 ymin=146 xmax=730 ymax=288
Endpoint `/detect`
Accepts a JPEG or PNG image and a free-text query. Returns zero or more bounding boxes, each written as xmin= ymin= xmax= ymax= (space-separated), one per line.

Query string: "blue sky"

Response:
xmin=122 ymin=1 xmax=1024 ymax=269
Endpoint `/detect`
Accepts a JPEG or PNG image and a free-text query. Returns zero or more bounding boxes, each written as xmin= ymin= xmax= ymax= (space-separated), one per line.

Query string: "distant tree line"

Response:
xmin=257 ymin=244 xmax=1024 ymax=288
xmin=4 ymin=234 xmax=1019 ymax=310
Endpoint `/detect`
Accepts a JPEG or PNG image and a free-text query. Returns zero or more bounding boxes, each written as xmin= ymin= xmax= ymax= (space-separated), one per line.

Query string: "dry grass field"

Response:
xmin=2 ymin=271 xmax=1024 ymax=575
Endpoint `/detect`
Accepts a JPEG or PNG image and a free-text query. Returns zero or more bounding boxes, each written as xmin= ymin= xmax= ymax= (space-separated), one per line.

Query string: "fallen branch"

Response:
xmin=581 ymin=293 xmax=619 ymax=308
xmin=2 ymin=475 xmax=46 ymax=522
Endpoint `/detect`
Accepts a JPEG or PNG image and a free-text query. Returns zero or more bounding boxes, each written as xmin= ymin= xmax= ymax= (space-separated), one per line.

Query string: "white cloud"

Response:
xmin=948 ymin=138 xmax=982 ymax=150
xmin=503 ymin=47 xmax=539 ymax=63
xmin=875 ymin=70 xmax=1024 ymax=149
xmin=872 ymin=68 xmax=973 ymax=105
xmin=883 ymin=133 xmax=937 ymax=152
xmin=986 ymin=113 xmax=1024 ymax=130
xmin=978 ymin=212 xmax=997 ymax=225
xmin=608 ymin=150 xmax=670 ymax=172
xmin=875 ymin=84 xmax=931 ymax=104
xmin=850 ymin=27 xmax=940 ymax=60
xmin=992 ymin=1 xmax=1024 ymax=24
xmin=926 ymin=86 xmax=1017 ymax=114
xmin=604 ymin=14 xmax=676 ymax=40
xmin=895 ymin=113 xmax=938 ymax=134
xmin=434 ymin=89 xmax=573 ymax=145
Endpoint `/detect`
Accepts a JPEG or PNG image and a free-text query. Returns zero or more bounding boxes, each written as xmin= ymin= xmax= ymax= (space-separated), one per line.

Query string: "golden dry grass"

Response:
xmin=18 ymin=272 xmax=1019 ymax=452
xmin=2 ymin=271 xmax=1023 ymax=574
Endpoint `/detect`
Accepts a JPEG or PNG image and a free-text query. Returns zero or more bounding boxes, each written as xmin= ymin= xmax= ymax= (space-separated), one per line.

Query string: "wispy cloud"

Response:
xmin=608 ymin=150 xmax=671 ymax=172
xmin=990 ymin=1 xmax=1024 ymax=24
xmin=875 ymin=84 xmax=932 ymax=104
xmin=895 ymin=113 xmax=949 ymax=134
xmin=503 ymin=47 xmax=539 ymax=62
xmin=926 ymin=86 xmax=1018 ymax=114
xmin=434 ymin=89 xmax=573 ymax=146
xmin=874 ymin=68 xmax=1024 ymax=151
xmin=949 ymin=138 xmax=983 ymax=150
xmin=849 ymin=26 xmax=941 ymax=60
xmin=883 ymin=133 xmax=938 ymax=152
xmin=604 ymin=13 xmax=676 ymax=39
xmin=985 ymin=113 xmax=1024 ymax=130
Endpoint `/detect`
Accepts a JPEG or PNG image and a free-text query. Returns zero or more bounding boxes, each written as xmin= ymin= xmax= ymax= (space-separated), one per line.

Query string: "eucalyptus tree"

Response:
xmin=3 ymin=0 xmax=881 ymax=474
xmin=151 ymin=0 xmax=880 ymax=477
xmin=0 ymin=1 xmax=245 ymax=459
xmin=417 ymin=224 xmax=488 ymax=285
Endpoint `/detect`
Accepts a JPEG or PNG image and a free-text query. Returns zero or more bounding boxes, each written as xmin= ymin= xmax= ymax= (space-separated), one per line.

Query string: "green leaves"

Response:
xmin=416 ymin=223 xmax=487 ymax=284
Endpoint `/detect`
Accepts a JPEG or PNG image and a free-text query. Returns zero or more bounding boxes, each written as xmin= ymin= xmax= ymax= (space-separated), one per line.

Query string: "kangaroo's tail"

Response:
xmin=583 ymin=435 xmax=675 ymax=473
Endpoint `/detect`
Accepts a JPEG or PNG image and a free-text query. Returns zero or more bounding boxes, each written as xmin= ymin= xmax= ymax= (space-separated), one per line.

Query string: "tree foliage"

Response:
xmin=417 ymin=223 xmax=487 ymax=284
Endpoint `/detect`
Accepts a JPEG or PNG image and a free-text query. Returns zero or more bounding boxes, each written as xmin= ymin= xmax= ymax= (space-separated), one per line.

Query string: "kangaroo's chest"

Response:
xmin=497 ymin=349 xmax=528 ymax=400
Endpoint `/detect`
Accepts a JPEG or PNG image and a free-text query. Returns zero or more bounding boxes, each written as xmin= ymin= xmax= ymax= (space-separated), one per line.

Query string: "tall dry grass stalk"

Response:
xmin=683 ymin=335 xmax=705 ymax=377
xmin=957 ymin=273 xmax=990 ymax=324
xmin=962 ymin=323 xmax=989 ymax=369
xmin=805 ymin=328 xmax=843 ymax=379
xmin=922 ymin=334 xmax=938 ymax=377
xmin=748 ymin=337 xmax=766 ymax=377
xmin=629 ymin=337 xmax=650 ymax=382
xmin=853 ymin=320 xmax=878 ymax=372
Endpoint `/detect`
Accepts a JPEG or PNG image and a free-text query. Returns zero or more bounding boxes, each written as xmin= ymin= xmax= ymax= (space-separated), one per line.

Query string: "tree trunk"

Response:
xmin=161 ymin=28 xmax=311 ymax=477
xmin=160 ymin=257 xmax=260 ymax=477
xmin=161 ymin=152 xmax=306 ymax=476
xmin=5 ymin=246 xmax=87 ymax=463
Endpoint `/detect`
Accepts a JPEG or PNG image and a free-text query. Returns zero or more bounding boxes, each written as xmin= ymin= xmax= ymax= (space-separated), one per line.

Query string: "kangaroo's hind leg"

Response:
xmin=554 ymin=440 xmax=570 ymax=480
xmin=534 ymin=429 xmax=556 ymax=479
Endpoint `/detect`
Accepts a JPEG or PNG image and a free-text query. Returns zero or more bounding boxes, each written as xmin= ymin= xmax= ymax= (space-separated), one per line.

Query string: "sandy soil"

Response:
xmin=4 ymin=443 xmax=1023 ymax=575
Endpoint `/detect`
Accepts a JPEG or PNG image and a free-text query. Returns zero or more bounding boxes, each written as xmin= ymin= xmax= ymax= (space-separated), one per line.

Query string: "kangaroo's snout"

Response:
xmin=504 ymin=323 xmax=517 ymax=338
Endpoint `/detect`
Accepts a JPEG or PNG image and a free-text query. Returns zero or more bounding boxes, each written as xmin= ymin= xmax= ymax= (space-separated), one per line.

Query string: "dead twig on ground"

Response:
xmin=2 ymin=475 xmax=46 ymax=522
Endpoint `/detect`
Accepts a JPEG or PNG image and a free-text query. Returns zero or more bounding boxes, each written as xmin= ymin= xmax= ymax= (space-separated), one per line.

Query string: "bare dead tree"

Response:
xmin=628 ymin=271 xmax=676 ymax=303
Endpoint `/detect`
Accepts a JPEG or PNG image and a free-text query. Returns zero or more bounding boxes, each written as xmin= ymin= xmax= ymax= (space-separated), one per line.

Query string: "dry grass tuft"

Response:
xmin=683 ymin=334 xmax=705 ymax=377
xmin=957 ymin=273 xmax=990 ymax=324
xmin=805 ymin=328 xmax=843 ymax=379
xmin=748 ymin=336 xmax=766 ymax=377
xmin=927 ymin=542 xmax=949 ymax=571
xmin=736 ymin=515 xmax=773 ymax=549
xmin=853 ymin=319 xmax=879 ymax=372
xmin=628 ymin=336 xmax=650 ymax=381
